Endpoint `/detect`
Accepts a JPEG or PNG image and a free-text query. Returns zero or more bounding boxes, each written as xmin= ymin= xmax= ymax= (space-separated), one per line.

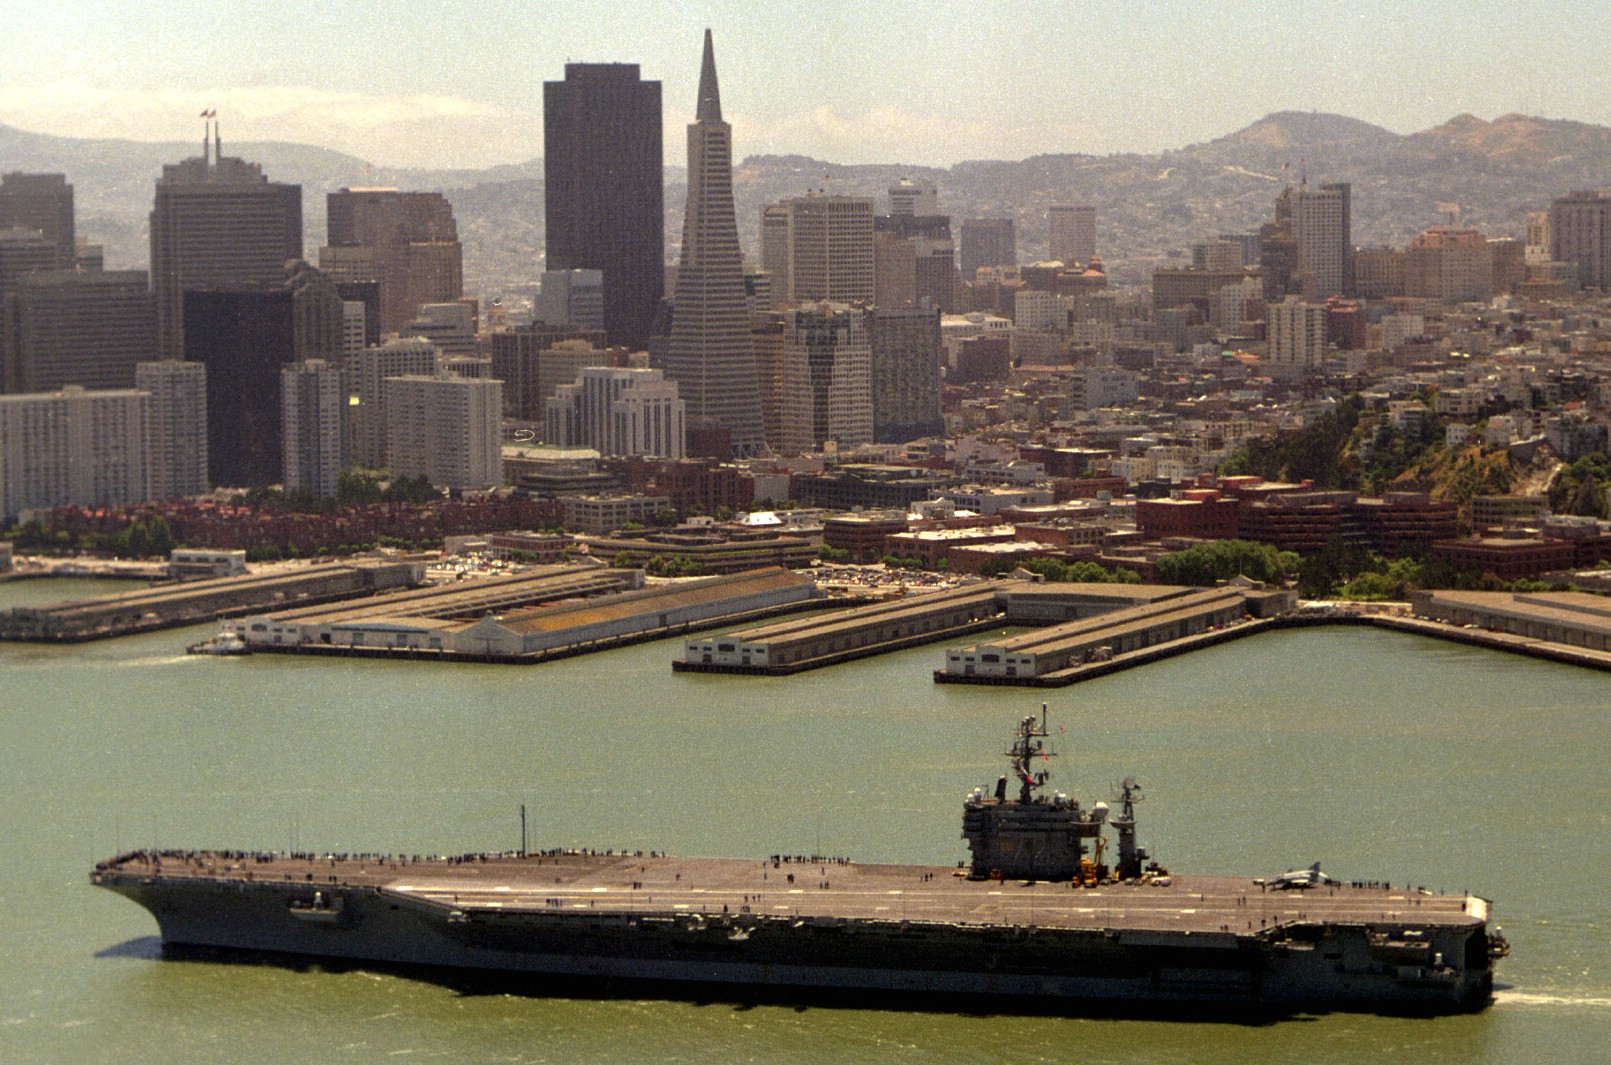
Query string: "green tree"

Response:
xmin=1216 ymin=397 xmax=1364 ymax=489
xmin=381 ymin=474 xmax=440 ymax=504
xmin=336 ymin=469 xmax=385 ymax=505
xmin=1549 ymin=453 xmax=1611 ymax=518
xmin=1156 ymin=540 xmax=1297 ymax=586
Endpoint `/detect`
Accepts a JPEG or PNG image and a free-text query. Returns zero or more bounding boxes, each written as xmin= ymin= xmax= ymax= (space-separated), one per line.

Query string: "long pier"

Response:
xmin=237 ymin=567 xmax=820 ymax=663
xmin=674 ymin=581 xmax=1611 ymax=686
xmin=0 ymin=561 xmax=421 ymax=642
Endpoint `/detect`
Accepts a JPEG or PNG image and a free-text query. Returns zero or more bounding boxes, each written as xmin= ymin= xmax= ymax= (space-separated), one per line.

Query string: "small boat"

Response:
xmin=186 ymin=630 xmax=250 ymax=656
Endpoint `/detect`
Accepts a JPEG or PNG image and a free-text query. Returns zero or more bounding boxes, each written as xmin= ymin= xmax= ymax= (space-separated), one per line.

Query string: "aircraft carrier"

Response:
xmin=92 ymin=711 xmax=1505 ymax=1015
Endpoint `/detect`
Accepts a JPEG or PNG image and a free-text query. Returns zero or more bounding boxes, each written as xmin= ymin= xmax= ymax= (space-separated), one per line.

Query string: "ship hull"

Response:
xmin=96 ymin=867 xmax=1495 ymax=1016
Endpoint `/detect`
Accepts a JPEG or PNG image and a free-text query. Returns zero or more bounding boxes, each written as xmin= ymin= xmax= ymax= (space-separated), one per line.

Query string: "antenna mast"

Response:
xmin=1007 ymin=704 xmax=1056 ymax=804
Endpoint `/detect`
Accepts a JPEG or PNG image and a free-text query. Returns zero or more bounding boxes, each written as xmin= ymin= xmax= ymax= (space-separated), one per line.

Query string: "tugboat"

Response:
xmin=185 ymin=627 xmax=250 ymax=655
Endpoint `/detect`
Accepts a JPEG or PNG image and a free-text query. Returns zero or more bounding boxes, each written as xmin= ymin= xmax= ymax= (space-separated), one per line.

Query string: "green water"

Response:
xmin=1 ymin=579 xmax=1607 ymax=1063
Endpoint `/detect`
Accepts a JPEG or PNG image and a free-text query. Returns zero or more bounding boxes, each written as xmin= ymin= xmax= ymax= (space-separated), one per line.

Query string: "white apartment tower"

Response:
xmin=383 ymin=372 xmax=502 ymax=489
xmin=135 ymin=360 xmax=208 ymax=500
xmin=349 ymin=337 xmax=439 ymax=469
xmin=0 ymin=386 xmax=149 ymax=520
xmin=546 ymin=366 xmax=686 ymax=458
xmin=281 ymin=359 xmax=345 ymax=497
xmin=1266 ymin=296 xmax=1328 ymax=379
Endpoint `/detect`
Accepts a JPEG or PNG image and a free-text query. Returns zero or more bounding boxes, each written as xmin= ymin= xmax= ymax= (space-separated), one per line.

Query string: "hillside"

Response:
xmin=5 ymin=110 xmax=1609 ymax=297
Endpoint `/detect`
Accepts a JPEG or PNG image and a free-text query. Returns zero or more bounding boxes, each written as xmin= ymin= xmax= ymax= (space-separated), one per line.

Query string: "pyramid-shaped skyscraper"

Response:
xmin=662 ymin=30 xmax=765 ymax=455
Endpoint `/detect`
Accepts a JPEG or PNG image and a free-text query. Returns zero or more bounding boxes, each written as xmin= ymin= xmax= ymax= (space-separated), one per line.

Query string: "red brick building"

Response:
xmin=1431 ymin=536 xmax=1577 ymax=580
xmin=1136 ymin=494 xmax=1241 ymax=541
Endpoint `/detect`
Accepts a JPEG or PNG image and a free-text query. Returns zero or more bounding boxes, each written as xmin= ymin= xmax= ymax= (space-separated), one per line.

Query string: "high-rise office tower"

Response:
xmin=383 ymin=372 xmax=502 ymax=488
xmin=281 ymin=359 xmax=345 ymax=497
xmin=182 ymin=262 xmax=342 ymax=487
xmin=1292 ymin=181 xmax=1351 ymax=298
xmin=544 ymin=62 xmax=663 ymax=350
xmin=760 ymin=194 xmax=875 ymax=306
xmin=874 ymin=214 xmax=955 ymax=311
xmin=0 ymin=227 xmax=58 ymax=299
xmin=0 ymin=173 xmax=75 ymax=267
xmin=959 ymin=218 xmax=1016 ymax=278
xmin=1352 ymin=246 xmax=1406 ymax=300
xmin=546 ymin=366 xmax=685 ymax=458
xmin=662 ymin=30 xmax=765 ymax=456
xmin=487 ymin=323 xmax=609 ymax=421
xmin=319 ymin=188 xmax=462 ymax=336
xmin=335 ymin=280 xmax=381 ymax=350
xmin=1048 ymin=204 xmax=1095 ymax=266
xmin=400 ymin=300 xmax=477 ymax=356
xmin=2 ymin=270 xmax=155 ymax=393
xmin=750 ymin=311 xmax=786 ymax=451
xmin=535 ymin=269 xmax=605 ymax=331
xmin=149 ymin=123 xmax=302 ymax=359
xmin=888 ymin=178 xmax=937 ymax=217
xmin=535 ymin=338 xmax=612 ymax=406
xmin=340 ymin=301 xmax=368 ymax=359
xmin=870 ymin=307 xmax=942 ymax=443
xmin=1405 ymin=227 xmax=1493 ymax=304
xmin=779 ymin=303 xmax=872 ymax=453
xmin=135 ymin=360 xmax=208 ymax=500
xmin=0 ymin=386 xmax=148 ymax=520
xmin=1549 ymin=190 xmax=1611 ymax=291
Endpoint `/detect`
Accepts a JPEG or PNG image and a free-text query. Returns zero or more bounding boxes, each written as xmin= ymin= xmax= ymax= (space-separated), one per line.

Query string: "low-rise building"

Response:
xmin=1431 ymin=534 xmax=1578 ymax=581
xmin=168 ymin=548 xmax=247 ymax=580
xmin=561 ymin=494 xmax=671 ymax=534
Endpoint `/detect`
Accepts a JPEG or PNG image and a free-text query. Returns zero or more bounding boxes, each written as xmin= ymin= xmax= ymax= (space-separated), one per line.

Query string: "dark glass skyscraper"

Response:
xmin=544 ymin=63 xmax=663 ymax=350
xmin=182 ymin=262 xmax=342 ymax=488
xmin=0 ymin=173 xmax=75 ymax=267
xmin=150 ymin=126 xmax=302 ymax=359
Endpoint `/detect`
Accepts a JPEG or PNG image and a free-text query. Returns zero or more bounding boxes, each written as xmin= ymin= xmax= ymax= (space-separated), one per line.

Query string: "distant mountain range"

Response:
xmin=5 ymin=110 xmax=1610 ymax=296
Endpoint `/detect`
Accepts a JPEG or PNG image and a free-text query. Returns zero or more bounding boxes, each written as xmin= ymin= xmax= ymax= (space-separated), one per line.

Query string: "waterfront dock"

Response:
xmin=675 ymin=582 xmax=1014 ymax=674
xmin=936 ymin=587 xmax=1291 ymax=685
xmin=235 ymin=566 xmax=819 ymax=663
xmin=0 ymin=560 xmax=422 ymax=642
xmin=675 ymin=581 xmax=1223 ymax=675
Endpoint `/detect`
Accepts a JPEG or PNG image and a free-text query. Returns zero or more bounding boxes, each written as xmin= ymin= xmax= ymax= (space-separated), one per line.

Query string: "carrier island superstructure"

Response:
xmin=92 ymin=710 xmax=1505 ymax=1014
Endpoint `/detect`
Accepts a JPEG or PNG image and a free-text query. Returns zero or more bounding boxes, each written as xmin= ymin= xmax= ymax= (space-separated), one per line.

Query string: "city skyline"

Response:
xmin=0 ymin=1 xmax=1605 ymax=169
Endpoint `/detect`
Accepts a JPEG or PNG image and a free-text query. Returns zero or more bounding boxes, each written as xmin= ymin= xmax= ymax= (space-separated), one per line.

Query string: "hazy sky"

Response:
xmin=2 ymin=0 xmax=1606 ymax=169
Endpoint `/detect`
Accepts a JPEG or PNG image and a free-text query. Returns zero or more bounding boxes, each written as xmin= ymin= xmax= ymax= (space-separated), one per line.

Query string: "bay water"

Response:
xmin=1 ymin=578 xmax=1606 ymax=1063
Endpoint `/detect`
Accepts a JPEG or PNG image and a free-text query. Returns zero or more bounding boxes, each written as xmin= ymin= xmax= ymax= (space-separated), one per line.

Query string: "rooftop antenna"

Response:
xmin=200 ymin=108 xmax=213 ymax=166
xmin=214 ymin=113 xmax=222 ymax=164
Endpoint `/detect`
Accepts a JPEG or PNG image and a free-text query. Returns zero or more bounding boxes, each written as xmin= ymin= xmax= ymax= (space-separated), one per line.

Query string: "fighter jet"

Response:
xmin=1262 ymin=862 xmax=1333 ymax=890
